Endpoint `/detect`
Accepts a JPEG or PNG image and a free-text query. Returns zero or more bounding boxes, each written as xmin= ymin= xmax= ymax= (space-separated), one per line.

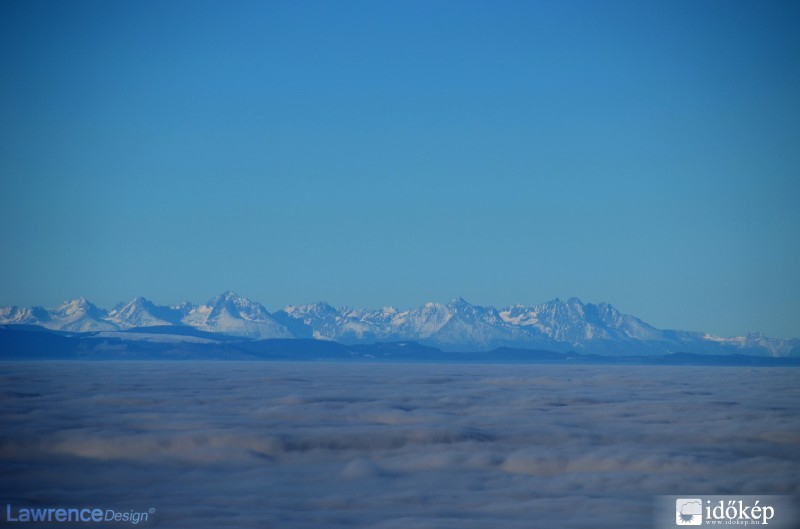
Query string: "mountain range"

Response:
xmin=1 ymin=291 xmax=797 ymax=357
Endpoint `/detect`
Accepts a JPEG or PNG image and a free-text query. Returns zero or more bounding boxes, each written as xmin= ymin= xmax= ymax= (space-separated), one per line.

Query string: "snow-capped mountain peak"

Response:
xmin=52 ymin=297 xmax=100 ymax=317
xmin=182 ymin=291 xmax=291 ymax=339
xmin=2 ymin=294 xmax=797 ymax=357
xmin=45 ymin=297 xmax=117 ymax=332
xmin=107 ymin=297 xmax=183 ymax=328
xmin=206 ymin=290 xmax=272 ymax=322
xmin=283 ymin=301 xmax=337 ymax=319
xmin=0 ymin=305 xmax=50 ymax=326
xmin=447 ymin=296 xmax=470 ymax=307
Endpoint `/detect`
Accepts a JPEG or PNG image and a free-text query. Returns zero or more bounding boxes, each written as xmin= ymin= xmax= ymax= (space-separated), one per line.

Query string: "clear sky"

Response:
xmin=1 ymin=0 xmax=798 ymax=338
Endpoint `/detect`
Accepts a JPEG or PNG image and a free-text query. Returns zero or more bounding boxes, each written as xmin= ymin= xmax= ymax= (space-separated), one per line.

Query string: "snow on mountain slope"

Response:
xmin=497 ymin=298 xmax=666 ymax=346
xmin=107 ymin=297 xmax=184 ymax=328
xmin=280 ymin=299 xmax=470 ymax=344
xmin=0 ymin=292 xmax=291 ymax=339
xmin=281 ymin=298 xmax=535 ymax=349
xmin=283 ymin=297 xmax=659 ymax=350
xmin=701 ymin=332 xmax=800 ymax=357
xmin=417 ymin=298 xmax=522 ymax=349
xmin=593 ymin=302 xmax=664 ymax=340
xmin=182 ymin=291 xmax=292 ymax=339
xmin=0 ymin=305 xmax=51 ymax=326
xmin=280 ymin=302 xmax=369 ymax=340
xmin=385 ymin=301 xmax=453 ymax=339
xmin=45 ymin=298 xmax=119 ymax=332
xmin=2 ymin=294 xmax=797 ymax=356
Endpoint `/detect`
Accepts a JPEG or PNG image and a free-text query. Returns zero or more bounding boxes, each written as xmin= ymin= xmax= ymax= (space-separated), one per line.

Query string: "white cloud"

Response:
xmin=0 ymin=362 xmax=798 ymax=528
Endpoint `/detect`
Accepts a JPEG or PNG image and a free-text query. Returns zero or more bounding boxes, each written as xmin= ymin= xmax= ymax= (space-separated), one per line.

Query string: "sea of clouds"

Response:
xmin=1 ymin=362 xmax=798 ymax=528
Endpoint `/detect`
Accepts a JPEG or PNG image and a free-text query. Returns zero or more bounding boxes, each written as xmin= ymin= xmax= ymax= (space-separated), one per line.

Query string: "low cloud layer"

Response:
xmin=1 ymin=362 xmax=798 ymax=528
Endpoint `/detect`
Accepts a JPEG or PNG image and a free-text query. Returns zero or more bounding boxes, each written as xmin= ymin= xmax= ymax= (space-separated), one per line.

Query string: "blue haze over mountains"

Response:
xmin=1 ymin=291 xmax=797 ymax=358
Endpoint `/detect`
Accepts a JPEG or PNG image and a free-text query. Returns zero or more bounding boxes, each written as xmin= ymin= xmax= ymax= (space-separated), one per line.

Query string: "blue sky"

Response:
xmin=1 ymin=0 xmax=798 ymax=338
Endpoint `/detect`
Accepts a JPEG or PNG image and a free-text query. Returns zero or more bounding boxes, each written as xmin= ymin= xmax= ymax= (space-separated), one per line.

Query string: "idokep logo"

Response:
xmin=676 ymin=498 xmax=703 ymax=525
xmin=658 ymin=495 xmax=797 ymax=529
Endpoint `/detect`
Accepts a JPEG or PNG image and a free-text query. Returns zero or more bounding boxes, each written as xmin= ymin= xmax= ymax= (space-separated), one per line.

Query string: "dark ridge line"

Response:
xmin=1 ymin=327 xmax=798 ymax=365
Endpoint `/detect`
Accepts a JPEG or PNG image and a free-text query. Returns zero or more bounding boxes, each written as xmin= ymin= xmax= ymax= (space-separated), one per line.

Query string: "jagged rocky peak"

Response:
xmin=51 ymin=297 xmax=106 ymax=319
xmin=208 ymin=290 xmax=244 ymax=308
xmin=107 ymin=296 xmax=183 ymax=328
xmin=1 ymin=294 xmax=796 ymax=357
xmin=207 ymin=290 xmax=270 ymax=321
xmin=0 ymin=305 xmax=50 ymax=324
xmin=184 ymin=290 xmax=291 ymax=339
xmin=111 ymin=296 xmax=153 ymax=313
xmin=284 ymin=301 xmax=338 ymax=317
xmin=445 ymin=297 xmax=503 ymax=323
xmin=447 ymin=296 xmax=471 ymax=307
